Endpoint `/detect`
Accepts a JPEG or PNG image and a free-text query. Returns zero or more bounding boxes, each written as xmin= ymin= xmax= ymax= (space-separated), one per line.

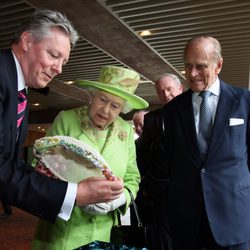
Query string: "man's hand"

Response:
xmin=75 ymin=177 xmax=124 ymax=207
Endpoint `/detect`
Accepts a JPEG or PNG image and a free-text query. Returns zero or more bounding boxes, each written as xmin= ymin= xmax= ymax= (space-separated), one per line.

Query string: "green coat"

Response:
xmin=32 ymin=106 xmax=140 ymax=250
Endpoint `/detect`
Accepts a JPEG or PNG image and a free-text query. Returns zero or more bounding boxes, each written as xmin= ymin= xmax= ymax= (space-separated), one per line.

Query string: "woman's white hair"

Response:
xmin=86 ymin=87 xmax=133 ymax=114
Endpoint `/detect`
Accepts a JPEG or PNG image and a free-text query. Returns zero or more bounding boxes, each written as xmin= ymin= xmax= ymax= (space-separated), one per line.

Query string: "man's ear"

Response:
xmin=215 ymin=58 xmax=223 ymax=75
xmin=179 ymin=84 xmax=184 ymax=93
xmin=20 ymin=31 xmax=33 ymax=51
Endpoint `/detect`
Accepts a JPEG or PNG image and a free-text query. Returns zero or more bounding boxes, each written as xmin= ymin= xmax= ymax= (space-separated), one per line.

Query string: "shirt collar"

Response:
xmin=12 ymin=50 xmax=26 ymax=92
xmin=208 ymin=77 xmax=220 ymax=97
xmin=192 ymin=77 xmax=220 ymax=98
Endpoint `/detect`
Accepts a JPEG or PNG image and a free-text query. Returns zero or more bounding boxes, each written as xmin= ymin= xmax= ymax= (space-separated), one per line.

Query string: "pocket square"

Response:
xmin=229 ymin=118 xmax=244 ymax=126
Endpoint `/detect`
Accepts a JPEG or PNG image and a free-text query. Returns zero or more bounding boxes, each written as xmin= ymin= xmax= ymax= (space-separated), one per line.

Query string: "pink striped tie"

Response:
xmin=17 ymin=89 xmax=27 ymax=128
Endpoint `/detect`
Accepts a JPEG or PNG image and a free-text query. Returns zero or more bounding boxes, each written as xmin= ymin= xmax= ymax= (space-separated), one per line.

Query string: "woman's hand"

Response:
xmin=82 ymin=192 xmax=126 ymax=215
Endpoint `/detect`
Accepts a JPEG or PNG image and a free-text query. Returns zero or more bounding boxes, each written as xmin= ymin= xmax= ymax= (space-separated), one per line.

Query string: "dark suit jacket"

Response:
xmin=134 ymin=108 xmax=169 ymax=250
xmin=149 ymin=80 xmax=250 ymax=246
xmin=136 ymin=108 xmax=164 ymax=177
xmin=0 ymin=49 xmax=67 ymax=222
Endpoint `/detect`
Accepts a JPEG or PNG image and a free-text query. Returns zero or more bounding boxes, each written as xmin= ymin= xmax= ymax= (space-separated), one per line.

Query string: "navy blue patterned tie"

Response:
xmin=199 ymin=91 xmax=213 ymax=159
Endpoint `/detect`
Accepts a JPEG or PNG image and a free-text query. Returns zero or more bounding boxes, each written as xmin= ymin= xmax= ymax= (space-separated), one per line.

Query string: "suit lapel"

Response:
xmin=169 ymin=81 xmax=239 ymax=168
xmin=5 ymin=50 xmax=19 ymax=158
xmin=206 ymin=81 xmax=239 ymax=163
xmin=178 ymin=90 xmax=201 ymax=166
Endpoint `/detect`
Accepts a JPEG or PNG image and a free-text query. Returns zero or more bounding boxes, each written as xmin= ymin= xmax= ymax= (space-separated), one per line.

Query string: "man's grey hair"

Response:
xmin=154 ymin=73 xmax=182 ymax=87
xmin=12 ymin=9 xmax=79 ymax=48
xmin=184 ymin=36 xmax=222 ymax=62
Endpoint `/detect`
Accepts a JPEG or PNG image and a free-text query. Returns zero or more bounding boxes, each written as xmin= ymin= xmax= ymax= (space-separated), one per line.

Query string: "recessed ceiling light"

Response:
xmin=65 ymin=81 xmax=74 ymax=84
xmin=33 ymin=103 xmax=40 ymax=106
xmin=139 ymin=30 xmax=152 ymax=37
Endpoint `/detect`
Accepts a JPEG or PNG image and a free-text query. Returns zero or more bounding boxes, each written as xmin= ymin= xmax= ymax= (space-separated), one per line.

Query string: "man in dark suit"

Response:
xmin=0 ymin=9 xmax=123 ymax=223
xmin=134 ymin=74 xmax=183 ymax=250
xmin=136 ymin=73 xmax=183 ymax=176
xmin=148 ymin=36 xmax=250 ymax=250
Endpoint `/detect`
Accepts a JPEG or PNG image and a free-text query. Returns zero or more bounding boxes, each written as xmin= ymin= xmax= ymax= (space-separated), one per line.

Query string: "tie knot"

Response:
xmin=18 ymin=89 xmax=27 ymax=98
xmin=18 ymin=90 xmax=27 ymax=102
xmin=199 ymin=91 xmax=211 ymax=99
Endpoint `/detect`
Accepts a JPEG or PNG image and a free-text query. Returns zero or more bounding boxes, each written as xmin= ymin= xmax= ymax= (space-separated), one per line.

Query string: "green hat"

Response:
xmin=76 ymin=65 xmax=149 ymax=109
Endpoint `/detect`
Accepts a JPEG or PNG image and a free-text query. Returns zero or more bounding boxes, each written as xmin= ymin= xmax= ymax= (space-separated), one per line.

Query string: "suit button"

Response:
xmin=201 ymin=168 xmax=206 ymax=173
xmin=89 ymin=217 xmax=96 ymax=223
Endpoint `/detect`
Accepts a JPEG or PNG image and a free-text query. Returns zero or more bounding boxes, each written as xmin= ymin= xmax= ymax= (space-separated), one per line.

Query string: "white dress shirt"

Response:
xmin=192 ymin=77 xmax=220 ymax=135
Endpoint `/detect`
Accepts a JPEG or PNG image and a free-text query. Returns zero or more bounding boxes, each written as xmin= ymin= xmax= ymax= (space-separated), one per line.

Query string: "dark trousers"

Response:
xmin=131 ymin=192 xmax=169 ymax=250
xmin=172 ymin=205 xmax=249 ymax=250
xmin=1 ymin=199 xmax=12 ymax=214
xmin=147 ymin=216 xmax=170 ymax=250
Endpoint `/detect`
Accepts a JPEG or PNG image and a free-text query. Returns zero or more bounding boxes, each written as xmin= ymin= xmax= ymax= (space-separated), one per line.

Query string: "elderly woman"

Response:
xmin=32 ymin=65 xmax=148 ymax=250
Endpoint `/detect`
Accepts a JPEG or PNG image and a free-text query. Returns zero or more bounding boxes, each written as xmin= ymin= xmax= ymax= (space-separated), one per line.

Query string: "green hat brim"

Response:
xmin=76 ymin=80 xmax=149 ymax=109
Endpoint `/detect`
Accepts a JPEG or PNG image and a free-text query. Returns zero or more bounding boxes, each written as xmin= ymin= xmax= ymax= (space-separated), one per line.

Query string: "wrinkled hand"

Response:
xmin=82 ymin=193 xmax=126 ymax=215
xmin=75 ymin=177 xmax=124 ymax=207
